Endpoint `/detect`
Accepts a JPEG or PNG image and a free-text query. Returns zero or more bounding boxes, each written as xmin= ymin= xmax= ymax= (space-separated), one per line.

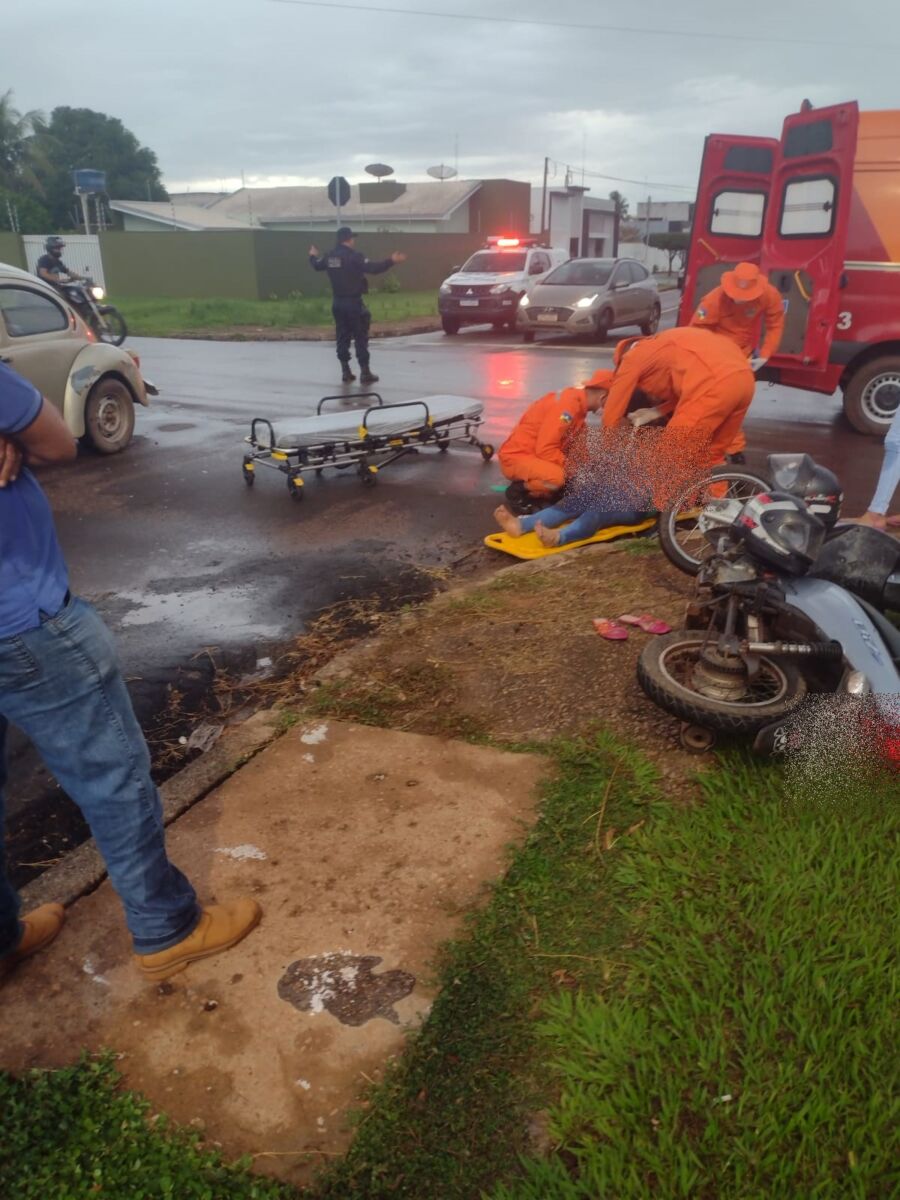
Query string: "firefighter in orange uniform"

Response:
xmin=689 ymin=261 xmax=785 ymax=460
xmin=498 ymin=379 xmax=610 ymax=500
xmin=600 ymin=326 xmax=755 ymax=505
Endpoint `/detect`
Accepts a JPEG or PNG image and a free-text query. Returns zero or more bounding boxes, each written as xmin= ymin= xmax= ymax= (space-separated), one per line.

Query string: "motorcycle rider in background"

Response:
xmin=36 ymin=236 xmax=85 ymax=289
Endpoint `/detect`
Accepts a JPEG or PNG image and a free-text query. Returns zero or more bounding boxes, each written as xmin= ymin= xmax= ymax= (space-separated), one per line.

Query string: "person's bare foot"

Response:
xmin=846 ymin=511 xmax=887 ymax=530
xmin=536 ymin=522 xmax=561 ymax=548
xmin=494 ymin=505 xmax=523 ymax=537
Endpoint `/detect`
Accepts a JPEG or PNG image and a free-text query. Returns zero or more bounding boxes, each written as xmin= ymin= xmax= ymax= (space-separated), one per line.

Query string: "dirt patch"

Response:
xmin=155 ymin=316 xmax=441 ymax=342
xmin=307 ymin=544 xmax=704 ymax=784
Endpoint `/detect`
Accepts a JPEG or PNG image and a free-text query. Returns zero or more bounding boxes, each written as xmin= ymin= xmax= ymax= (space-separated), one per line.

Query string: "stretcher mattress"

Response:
xmin=269 ymin=395 xmax=483 ymax=448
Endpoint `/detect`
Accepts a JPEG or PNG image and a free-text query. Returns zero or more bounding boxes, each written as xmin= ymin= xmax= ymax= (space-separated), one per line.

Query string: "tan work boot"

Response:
xmin=0 ymin=903 xmax=66 ymax=980
xmin=135 ymin=898 xmax=262 ymax=982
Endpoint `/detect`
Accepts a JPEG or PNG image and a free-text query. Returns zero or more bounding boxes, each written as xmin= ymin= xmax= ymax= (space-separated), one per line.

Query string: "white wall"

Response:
xmin=618 ymin=241 xmax=673 ymax=272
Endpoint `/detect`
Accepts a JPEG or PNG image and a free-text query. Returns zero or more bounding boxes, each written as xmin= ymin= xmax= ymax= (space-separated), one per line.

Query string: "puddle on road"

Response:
xmin=278 ymin=953 xmax=416 ymax=1026
xmin=113 ymin=588 xmax=282 ymax=640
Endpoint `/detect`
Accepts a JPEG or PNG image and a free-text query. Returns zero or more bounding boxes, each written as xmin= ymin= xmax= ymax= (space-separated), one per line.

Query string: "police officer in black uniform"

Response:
xmin=309 ymin=227 xmax=407 ymax=384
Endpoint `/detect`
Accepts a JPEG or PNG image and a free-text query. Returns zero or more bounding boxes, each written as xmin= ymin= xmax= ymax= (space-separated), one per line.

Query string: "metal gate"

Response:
xmin=22 ymin=234 xmax=106 ymax=289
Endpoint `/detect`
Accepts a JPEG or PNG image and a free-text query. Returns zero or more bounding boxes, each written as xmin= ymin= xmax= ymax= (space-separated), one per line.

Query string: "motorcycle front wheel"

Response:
xmin=658 ymin=467 xmax=770 ymax=576
xmin=637 ymin=632 xmax=807 ymax=734
xmin=95 ymin=306 xmax=128 ymax=346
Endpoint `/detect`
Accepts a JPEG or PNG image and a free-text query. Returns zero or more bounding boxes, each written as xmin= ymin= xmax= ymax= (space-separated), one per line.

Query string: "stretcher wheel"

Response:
xmin=287 ymin=476 xmax=305 ymax=502
xmin=436 ymin=437 xmax=450 ymax=453
xmin=360 ymin=463 xmax=378 ymax=488
xmin=242 ymin=463 xmax=255 ymax=487
xmin=480 ymin=443 xmax=495 ymax=462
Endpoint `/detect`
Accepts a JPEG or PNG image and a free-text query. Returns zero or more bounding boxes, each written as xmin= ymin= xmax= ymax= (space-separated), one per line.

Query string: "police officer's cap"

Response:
xmin=336 ymin=226 xmax=355 ymax=242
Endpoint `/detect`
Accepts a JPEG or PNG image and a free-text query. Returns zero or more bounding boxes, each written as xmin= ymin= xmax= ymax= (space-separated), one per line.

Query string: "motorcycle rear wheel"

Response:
xmin=658 ymin=467 xmax=770 ymax=576
xmin=95 ymin=306 xmax=128 ymax=346
xmin=637 ymin=632 xmax=807 ymax=734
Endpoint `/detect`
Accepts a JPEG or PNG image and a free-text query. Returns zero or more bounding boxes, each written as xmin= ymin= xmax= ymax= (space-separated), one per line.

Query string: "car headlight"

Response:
xmin=519 ymin=294 xmax=530 ymax=307
xmin=439 ymin=283 xmax=451 ymax=295
xmin=490 ymin=283 xmax=510 ymax=295
xmin=91 ymin=285 xmax=106 ymax=300
xmin=575 ymin=294 xmax=599 ymax=308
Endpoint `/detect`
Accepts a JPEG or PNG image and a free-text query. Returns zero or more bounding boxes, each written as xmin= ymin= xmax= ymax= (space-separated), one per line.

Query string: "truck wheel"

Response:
xmin=842 ymin=355 xmax=900 ymax=436
xmin=82 ymin=376 xmax=135 ymax=454
xmin=442 ymin=317 xmax=460 ymax=336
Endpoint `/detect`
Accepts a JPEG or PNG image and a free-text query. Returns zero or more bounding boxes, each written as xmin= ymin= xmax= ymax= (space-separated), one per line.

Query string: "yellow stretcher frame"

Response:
xmin=484 ymin=518 xmax=657 ymax=560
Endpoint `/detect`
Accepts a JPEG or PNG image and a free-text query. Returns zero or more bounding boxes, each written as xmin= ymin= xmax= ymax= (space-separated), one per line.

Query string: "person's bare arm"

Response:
xmin=14 ymin=398 xmax=78 ymax=466
xmin=0 ymin=436 xmax=22 ymax=487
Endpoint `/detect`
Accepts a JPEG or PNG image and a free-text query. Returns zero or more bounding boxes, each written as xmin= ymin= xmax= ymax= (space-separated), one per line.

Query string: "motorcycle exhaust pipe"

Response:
xmin=744 ymin=640 xmax=843 ymax=658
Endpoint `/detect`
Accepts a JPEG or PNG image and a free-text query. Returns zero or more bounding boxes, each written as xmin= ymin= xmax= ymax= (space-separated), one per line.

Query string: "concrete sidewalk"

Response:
xmin=1 ymin=720 xmax=546 ymax=1185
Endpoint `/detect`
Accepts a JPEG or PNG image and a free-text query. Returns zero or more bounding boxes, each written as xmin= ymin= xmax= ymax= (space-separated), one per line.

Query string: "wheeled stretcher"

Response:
xmin=242 ymin=392 xmax=495 ymax=500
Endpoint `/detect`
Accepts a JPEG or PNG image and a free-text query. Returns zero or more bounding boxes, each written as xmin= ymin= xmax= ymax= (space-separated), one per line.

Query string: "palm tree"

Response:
xmin=0 ymin=89 xmax=47 ymax=193
xmin=608 ymin=190 xmax=629 ymax=221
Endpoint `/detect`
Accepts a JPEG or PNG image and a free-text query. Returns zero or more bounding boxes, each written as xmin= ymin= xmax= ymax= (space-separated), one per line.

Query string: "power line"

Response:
xmin=545 ymin=158 xmax=695 ymax=194
xmin=267 ymin=0 xmax=891 ymax=53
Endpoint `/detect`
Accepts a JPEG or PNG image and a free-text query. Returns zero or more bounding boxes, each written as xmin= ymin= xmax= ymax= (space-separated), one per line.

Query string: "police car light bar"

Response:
xmin=485 ymin=235 xmax=540 ymax=248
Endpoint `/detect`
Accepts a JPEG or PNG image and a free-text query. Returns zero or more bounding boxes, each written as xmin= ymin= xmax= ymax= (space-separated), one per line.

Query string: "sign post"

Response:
xmin=327 ymin=175 xmax=351 ymax=230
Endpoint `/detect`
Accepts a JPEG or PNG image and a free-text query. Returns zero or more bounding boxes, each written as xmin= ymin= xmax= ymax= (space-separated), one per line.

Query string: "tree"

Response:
xmin=0 ymin=186 xmax=51 ymax=233
xmin=609 ymin=190 xmax=629 ymax=221
xmin=619 ymin=221 xmax=643 ymax=243
xmin=0 ymin=90 xmax=46 ymax=195
xmin=648 ymin=231 xmax=690 ymax=273
xmin=29 ymin=106 xmax=167 ymax=229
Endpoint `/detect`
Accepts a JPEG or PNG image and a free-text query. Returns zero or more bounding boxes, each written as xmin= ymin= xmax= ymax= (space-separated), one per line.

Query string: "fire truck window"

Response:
xmin=709 ymin=190 xmax=765 ymax=238
xmin=723 ymin=145 xmax=774 ymax=174
xmin=783 ymin=119 xmax=833 ymax=158
xmin=779 ymin=177 xmax=836 ymax=237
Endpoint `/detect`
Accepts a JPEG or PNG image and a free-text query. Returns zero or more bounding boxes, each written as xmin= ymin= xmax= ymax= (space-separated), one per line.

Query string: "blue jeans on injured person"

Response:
xmin=0 ymin=595 xmax=199 ymax=957
xmin=869 ymin=404 xmax=900 ymax=515
xmin=519 ymin=504 xmax=648 ymax=546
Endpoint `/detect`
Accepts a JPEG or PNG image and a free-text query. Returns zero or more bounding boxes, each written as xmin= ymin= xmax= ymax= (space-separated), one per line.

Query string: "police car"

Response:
xmin=438 ymin=236 xmax=568 ymax=335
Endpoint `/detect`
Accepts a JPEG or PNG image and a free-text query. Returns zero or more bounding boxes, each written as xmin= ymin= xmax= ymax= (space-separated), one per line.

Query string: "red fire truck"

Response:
xmin=679 ymin=101 xmax=900 ymax=436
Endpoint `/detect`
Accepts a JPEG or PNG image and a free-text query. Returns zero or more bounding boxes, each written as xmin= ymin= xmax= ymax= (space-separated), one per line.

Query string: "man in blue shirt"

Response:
xmin=0 ymin=362 xmax=261 ymax=983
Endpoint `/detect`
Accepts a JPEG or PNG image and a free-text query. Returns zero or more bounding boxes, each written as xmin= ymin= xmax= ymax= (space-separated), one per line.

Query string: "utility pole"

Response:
xmin=644 ymin=193 xmax=652 ymax=253
xmin=539 ymin=156 xmax=549 ymax=239
xmin=79 ymin=192 xmax=91 ymax=235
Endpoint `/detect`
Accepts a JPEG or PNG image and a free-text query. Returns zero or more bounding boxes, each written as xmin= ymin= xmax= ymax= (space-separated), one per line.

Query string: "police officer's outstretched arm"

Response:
xmin=363 ymin=250 xmax=407 ymax=275
xmin=308 ymin=245 xmax=328 ymax=272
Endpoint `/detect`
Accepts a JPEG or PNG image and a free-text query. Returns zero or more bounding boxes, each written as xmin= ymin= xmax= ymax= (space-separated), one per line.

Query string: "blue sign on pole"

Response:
xmin=72 ymin=169 xmax=107 ymax=194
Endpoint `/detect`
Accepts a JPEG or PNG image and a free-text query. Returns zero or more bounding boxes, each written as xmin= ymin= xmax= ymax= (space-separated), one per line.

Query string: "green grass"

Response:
xmin=117 ymin=292 xmax=438 ymax=336
xmin=1 ymin=741 xmax=895 ymax=1199
xmin=492 ymin=756 xmax=899 ymax=1200
xmin=0 ymin=1056 xmax=289 ymax=1199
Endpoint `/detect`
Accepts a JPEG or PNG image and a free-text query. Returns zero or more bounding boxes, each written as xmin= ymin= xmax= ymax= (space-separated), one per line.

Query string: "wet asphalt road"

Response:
xmin=7 ymin=309 xmax=886 ymax=861
xmin=43 ymin=308 xmax=884 ymax=681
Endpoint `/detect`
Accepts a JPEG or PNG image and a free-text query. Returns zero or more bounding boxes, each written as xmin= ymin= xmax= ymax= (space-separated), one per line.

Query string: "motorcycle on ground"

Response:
xmin=637 ymin=461 xmax=900 ymax=763
xmin=60 ymin=277 xmax=128 ymax=346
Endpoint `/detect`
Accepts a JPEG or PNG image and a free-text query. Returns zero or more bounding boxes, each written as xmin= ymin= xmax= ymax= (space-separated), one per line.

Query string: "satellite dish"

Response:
xmin=427 ymin=164 xmax=458 ymax=181
xmin=365 ymin=163 xmax=394 ymax=178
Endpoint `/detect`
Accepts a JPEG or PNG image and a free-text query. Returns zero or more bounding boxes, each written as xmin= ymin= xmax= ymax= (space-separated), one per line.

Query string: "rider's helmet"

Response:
xmin=44 ymin=235 xmax=65 ymax=256
xmin=737 ymin=490 xmax=826 ymax=575
xmin=767 ymin=453 xmax=843 ymax=529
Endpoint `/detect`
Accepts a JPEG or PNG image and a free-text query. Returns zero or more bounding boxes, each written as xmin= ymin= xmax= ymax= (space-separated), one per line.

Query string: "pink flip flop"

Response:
xmin=619 ymin=613 xmax=672 ymax=635
xmin=593 ymin=618 xmax=629 ymax=641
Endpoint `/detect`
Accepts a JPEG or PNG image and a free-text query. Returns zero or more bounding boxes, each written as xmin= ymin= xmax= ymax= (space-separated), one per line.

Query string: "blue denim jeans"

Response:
xmin=519 ymin=505 xmax=648 ymax=546
xmin=869 ymin=404 xmax=900 ymax=515
xmin=0 ymin=595 xmax=199 ymax=956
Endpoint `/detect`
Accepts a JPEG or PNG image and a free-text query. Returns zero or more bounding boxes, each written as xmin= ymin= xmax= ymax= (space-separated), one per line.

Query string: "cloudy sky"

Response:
xmin=6 ymin=0 xmax=897 ymax=205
